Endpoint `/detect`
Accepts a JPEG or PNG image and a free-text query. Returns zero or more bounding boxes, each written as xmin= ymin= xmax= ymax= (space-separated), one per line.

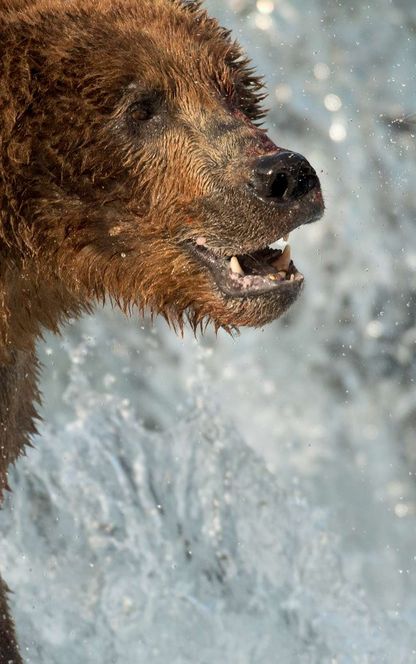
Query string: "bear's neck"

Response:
xmin=0 ymin=258 xmax=85 ymax=354
xmin=0 ymin=346 xmax=40 ymax=498
xmin=0 ymin=260 xmax=85 ymax=498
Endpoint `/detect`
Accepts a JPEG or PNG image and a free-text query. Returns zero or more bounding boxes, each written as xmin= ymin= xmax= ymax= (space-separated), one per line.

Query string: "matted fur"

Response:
xmin=0 ymin=0 xmax=323 ymax=660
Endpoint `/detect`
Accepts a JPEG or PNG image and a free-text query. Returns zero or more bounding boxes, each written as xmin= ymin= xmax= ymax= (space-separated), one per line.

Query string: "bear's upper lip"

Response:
xmin=186 ymin=234 xmax=303 ymax=298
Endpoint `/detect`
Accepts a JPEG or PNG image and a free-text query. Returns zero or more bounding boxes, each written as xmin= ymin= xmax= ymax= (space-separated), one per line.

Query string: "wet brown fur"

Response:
xmin=0 ymin=0 xmax=323 ymax=659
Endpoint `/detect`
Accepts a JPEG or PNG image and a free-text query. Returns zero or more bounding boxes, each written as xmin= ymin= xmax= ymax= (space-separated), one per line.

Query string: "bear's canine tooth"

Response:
xmin=283 ymin=234 xmax=289 ymax=241
xmin=272 ymin=244 xmax=291 ymax=272
xmin=230 ymin=256 xmax=244 ymax=276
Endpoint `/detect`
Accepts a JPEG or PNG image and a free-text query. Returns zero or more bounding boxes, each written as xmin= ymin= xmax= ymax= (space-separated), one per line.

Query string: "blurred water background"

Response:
xmin=1 ymin=0 xmax=416 ymax=662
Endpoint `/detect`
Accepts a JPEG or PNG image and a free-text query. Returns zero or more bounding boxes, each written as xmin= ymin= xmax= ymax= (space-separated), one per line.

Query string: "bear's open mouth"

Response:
xmin=187 ymin=235 xmax=303 ymax=298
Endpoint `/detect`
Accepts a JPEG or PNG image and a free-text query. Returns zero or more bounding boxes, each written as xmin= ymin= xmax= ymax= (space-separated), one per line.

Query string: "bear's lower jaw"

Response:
xmin=208 ymin=275 xmax=303 ymax=329
xmin=185 ymin=238 xmax=304 ymax=299
xmin=183 ymin=237 xmax=305 ymax=327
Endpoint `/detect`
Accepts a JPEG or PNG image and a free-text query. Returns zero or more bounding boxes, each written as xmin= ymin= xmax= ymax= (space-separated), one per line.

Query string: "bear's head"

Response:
xmin=0 ymin=0 xmax=324 ymax=337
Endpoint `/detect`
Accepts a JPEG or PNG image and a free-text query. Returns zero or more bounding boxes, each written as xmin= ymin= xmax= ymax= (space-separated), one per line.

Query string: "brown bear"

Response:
xmin=0 ymin=0 xmax=324 ymax=659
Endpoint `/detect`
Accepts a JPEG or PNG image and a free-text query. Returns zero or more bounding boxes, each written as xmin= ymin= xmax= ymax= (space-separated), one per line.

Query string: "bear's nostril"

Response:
xmin=270 ymin=172 xmax=289 ymax=200
xmin=293 ymin=166 xmax=320 ymax=199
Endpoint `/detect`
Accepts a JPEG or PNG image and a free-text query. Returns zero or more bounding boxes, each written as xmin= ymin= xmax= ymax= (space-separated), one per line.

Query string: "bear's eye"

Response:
xmin=127 ymin=92 xmax=164 ymax=127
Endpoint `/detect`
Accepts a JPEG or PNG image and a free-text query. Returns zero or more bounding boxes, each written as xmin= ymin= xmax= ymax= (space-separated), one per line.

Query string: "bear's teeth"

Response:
xmin=283 ymin=233 xmax=290 ymax=242
xmin=230 ymin=256 xmax=244 ymax=276
xmin=272 ymin=244 xmax=291 ymax=272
